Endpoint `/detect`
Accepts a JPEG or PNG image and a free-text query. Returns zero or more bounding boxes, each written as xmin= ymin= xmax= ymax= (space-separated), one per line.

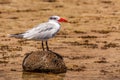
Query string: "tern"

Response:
xmin=9 ymin=16 xmax=68 ymax=51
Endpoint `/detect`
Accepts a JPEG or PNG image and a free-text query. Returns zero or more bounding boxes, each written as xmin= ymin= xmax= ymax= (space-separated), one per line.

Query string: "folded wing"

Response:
xmin=23 ymin=22 xmax=59 ymax=40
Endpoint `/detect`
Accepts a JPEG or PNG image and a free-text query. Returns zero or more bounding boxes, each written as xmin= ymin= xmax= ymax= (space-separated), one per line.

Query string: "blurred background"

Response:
xmin=0 ymin=0 xmax=120 ymax=80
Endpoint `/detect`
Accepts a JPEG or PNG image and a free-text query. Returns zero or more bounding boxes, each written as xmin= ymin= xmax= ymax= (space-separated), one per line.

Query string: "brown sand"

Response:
xmin=0 ymin=0 xmax=120 ymax=80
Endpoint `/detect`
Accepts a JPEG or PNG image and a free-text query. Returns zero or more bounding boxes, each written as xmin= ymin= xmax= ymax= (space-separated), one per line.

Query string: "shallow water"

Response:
xmin=0 ymin=71 xmax=66 ymax=80
xmin=0 ymin=70 xmax=101 ymax=80
xmin=0 ymin=64 xmax=120 ymax=80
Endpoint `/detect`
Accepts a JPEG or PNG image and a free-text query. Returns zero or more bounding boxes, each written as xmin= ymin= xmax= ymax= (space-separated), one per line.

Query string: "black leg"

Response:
xmin=46 ymin=41 xmax=49 ymax=51
xmin=42 ymin=41 xmax=45 ymax=51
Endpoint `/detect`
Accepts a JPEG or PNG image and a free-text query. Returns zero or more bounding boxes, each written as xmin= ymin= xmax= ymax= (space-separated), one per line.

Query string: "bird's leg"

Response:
xmin=46 ymin=41 xmax=49 ymax=51
xmin=41 ymin=41 xmax=45 ymax=51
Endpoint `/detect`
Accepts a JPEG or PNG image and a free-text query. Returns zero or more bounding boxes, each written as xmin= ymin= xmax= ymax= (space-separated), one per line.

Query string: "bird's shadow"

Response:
xmin=48 ymin=50 xmax=63 ymax=59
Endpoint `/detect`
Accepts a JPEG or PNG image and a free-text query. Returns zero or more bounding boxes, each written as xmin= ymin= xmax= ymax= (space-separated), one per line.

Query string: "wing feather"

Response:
xmin=23 ymin=22 xmax=59 ymax=40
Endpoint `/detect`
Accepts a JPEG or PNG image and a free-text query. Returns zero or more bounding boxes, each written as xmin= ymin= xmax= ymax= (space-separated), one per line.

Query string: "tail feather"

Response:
xmin=8 ymin=33 xmax=23 ymax=38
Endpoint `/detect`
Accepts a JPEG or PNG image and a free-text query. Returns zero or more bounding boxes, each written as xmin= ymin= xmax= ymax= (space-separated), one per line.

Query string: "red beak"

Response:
xmin=58 ymin=18 xmax=68 ymax=22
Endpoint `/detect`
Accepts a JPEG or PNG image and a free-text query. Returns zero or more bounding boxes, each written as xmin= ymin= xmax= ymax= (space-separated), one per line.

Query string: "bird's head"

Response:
xmin=49 ymin=16 xmax=68 ymax=23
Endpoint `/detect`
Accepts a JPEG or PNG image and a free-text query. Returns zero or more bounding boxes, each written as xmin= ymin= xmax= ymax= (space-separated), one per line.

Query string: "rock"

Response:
xmin=22 ymin=51 xmax=67 ymax=74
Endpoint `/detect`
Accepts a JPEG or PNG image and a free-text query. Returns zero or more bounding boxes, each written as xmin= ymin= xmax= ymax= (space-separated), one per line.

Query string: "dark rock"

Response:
xmin=22 ymin=51 xmax=67 ymax=74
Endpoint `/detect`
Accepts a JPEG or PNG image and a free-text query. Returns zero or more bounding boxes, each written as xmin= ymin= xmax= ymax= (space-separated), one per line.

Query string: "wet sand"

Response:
xmin=0 ymin=0 xmax=120 ymax=80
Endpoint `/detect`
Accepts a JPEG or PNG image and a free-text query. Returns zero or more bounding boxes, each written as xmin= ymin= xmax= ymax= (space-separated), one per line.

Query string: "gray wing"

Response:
xmin=23 ymin=22 xmax=59 ymax=40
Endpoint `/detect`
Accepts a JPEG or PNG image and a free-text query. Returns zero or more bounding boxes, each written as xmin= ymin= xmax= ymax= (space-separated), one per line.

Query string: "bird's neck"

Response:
xmin=48 ymin=20 xmax=60 ymax=26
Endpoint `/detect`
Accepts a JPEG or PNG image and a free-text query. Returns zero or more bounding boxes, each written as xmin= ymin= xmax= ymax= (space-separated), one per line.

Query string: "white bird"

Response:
xmin=9 ymin=16 xmax=68 ymax=51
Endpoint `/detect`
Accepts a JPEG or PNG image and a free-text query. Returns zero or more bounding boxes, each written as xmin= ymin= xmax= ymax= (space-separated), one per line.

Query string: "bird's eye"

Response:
xmin=53 ymin=17 xmax=57 ymax=20
xmin=50 ymin=17 xmax=57 ymax=20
